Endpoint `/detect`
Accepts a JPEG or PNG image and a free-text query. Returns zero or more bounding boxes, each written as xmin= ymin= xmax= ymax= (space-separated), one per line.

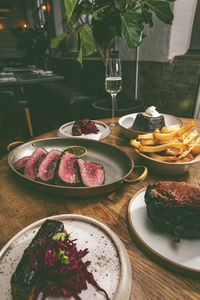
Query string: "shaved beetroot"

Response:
xmin=27 ymin=229 xmax=110 ymax=300
xmin=72 ymin=119 xmax=99 ymax=136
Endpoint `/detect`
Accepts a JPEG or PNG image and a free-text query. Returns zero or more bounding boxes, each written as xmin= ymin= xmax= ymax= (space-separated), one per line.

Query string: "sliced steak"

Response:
xmin=145 ymin=181 xmax=200 ymax=242
xmin=15 ymin=156 xmax=30 ymax=173
xmin=36 ymin=150 xmax=61 ymax=182
xmin=58 ymin=151 xmax=79 ymax=185
xmin=24 ymin=147 xmax=47 ymax=180
xmin=77 ymin=158 xmax=105 ymax=187
xmin=11 ymin=219 xmax=64 ymax=300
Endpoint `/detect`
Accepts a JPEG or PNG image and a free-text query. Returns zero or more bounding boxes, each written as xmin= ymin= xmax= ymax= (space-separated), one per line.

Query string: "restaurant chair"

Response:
xmin=0 ymin=90 xmax=34 ymax=137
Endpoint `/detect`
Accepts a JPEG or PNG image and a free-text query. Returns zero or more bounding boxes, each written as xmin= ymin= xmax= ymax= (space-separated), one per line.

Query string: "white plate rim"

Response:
xmin=118 ymin=112 xmax=183 ymax=134
xmin=57 ymin=120 xmax=110 ymax=140
xmin=0 ymin=214 xmax=132 ymax=300
xmin=127 ymin=188 xmax=200 ymax=277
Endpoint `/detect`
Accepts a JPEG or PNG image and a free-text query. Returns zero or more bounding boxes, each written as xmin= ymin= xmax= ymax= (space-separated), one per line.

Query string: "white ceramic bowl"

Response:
xmin=135 ymin=148 xmax=200 ymax=176
xmin=118 ymin=113 xmax=183 ymax=139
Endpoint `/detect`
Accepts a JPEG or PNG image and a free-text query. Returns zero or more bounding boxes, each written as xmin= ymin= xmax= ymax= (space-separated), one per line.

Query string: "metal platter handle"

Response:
xmin=123 ymin=165 xmax=148 ymax=184
xmin=7 ymin=141 xmax=25 ymax=152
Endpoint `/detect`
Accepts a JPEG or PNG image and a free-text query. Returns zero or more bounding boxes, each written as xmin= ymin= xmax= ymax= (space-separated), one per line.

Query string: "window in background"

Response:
xmin=37 ymin=0 xmax=46 ymax=28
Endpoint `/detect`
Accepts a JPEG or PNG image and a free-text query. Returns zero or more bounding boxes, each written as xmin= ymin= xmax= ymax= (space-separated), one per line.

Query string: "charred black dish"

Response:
xmin=11 ymin=219 xmax=110 ymax=300
xmin=145 ymin=181 xmax=200 ymax=242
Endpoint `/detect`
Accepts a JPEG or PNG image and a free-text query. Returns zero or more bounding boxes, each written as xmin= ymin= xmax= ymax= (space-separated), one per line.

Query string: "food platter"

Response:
xmin=0 ymin=214 xmax=132 ymax=300
xmin=57 ymin=120 xmax=110 ymax=141
xmin=128 ymin=188 xmax=200 ymax=277
xmin=8 ymin=137 xmax=147 ymax=197
xmin=118 ymin=113 xmax=183 ymax=139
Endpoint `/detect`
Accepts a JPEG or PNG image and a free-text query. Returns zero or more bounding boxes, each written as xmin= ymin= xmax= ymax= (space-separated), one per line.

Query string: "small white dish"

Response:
xmin=128 ymin=188 xmax=200 ymax=277
xmin=0 ymin=214 xmax=132 ymax=300
xmin=118 ymin=113 xmax=183 ymax=139
xmin=57 ymin=120 xmax=110 ymax=141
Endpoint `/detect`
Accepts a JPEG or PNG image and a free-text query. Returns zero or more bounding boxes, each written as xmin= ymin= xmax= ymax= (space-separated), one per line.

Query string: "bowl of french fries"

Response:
xmin=130 ymin=121 xmax=200 ymax=175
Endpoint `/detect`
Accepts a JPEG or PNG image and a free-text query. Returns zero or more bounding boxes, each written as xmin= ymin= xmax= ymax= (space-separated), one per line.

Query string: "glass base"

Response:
xmin=108 ymin=122 xmax=116 ymax=127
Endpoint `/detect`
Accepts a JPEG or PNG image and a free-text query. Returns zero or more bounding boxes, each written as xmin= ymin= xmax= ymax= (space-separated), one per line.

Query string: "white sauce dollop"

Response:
xmin=143 ymin=106 xmax=160 ymax=117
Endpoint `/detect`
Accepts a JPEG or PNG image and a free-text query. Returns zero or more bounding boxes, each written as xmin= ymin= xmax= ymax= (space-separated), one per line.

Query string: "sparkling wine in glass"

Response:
xmin=105 ymin=58 xmax=122 ymax=127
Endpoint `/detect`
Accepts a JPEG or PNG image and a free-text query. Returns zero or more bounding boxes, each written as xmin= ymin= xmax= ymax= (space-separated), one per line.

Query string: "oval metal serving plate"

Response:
xmin=0 ymin=214 xmax=132 ymax=300
xmin=8 ymin=137 xmax=133 ymax=197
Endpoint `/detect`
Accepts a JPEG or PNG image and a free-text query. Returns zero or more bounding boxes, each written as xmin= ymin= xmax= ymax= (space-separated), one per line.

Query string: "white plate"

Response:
xmin=0 ymin=214 xmax=132 ymax=300
xmin=118 ymin=113 xmax=183 ymax=139
xmin=57 ymin=120 xmax=110 ymax=141
xmin=128 ymin=188 xmax=200 ymax=277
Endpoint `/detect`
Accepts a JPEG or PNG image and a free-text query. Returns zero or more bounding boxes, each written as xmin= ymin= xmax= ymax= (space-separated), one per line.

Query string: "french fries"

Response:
xmin=130 ymin=121 xmax=200 ymax=163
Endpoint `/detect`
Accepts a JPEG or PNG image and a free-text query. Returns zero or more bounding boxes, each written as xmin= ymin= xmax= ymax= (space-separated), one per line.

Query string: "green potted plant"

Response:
xmin=51 ymin=0 xmax=175 ymax=66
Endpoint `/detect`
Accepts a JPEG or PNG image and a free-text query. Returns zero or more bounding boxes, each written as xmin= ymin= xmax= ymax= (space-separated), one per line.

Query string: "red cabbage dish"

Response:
xmin=27 ymin=229 xmax=110 ymax=300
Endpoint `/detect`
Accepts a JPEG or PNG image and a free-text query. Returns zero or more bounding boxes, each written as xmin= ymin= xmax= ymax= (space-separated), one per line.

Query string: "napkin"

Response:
xmin=32 ymin=70 xmax=53 ymax=76
xmin=0 ymin=77 xmax=16 ymax=81
xmin=0 ymin=72 xmax=14 ymax=76
xmin=78 ymin=132 xmax=102 ymax=140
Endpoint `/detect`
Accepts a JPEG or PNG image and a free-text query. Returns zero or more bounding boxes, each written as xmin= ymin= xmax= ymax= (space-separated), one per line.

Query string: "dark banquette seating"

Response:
xmin=26 ymin=58 xmax=144 ymax=134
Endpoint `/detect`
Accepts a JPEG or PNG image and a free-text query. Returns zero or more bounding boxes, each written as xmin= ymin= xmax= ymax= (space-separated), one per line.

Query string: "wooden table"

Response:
xmin=0 ymin=68 xmax=64 ymax=87
xmin=1 ymin=117 xmax=200 ymax=299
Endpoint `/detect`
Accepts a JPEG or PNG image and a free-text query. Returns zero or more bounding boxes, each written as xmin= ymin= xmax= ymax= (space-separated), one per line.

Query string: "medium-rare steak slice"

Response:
xmin=36 ymin=150 xmax=61 ymax=182
xmin=15 ymin=156 xmax=30 ymax=173
xmin=145 ymin=181 xmax=200 ymax=242
xmin=58 ymin=151 xmax=79 ymax=185
xmin=77 ymin=158 xmax=105 ymax=187
xmin=11 ymin=219 xmax=64 ymax=300
xmin=24 ymin=147 xmax=47 ymax=180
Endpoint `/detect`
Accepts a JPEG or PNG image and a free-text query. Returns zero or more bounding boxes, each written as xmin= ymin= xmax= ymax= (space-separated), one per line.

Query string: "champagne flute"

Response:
xmin=105 ymin=58 xmax=122 ymax=127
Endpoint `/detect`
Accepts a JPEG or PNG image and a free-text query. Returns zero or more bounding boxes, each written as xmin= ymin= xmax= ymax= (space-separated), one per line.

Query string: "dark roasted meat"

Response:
xmin=77 ymin=158 xmax=105 ymax=187
xmin=14 ymin=147 xmax=105 ymax=187
xmin=24 ymin=147 xmax=47 ymax=180
xmin=58 ymin=151 xmax=79 ymax=185
xmin=11 ymin=220 xmax=64 ymax=300
xmin=36 ymin=150 xmax=61 ymax=182
xmin=11 ymin=219 xmax=110 ymax=300
xmin=145 ymin=181 xmax=200 ymax=242
xmin=15 ymin=156 xmax=30 ymax=173
xmin=132 ymin=113 xmax=165 ymax=132
xmin=72 ymin=119 xmax=99 ymax=136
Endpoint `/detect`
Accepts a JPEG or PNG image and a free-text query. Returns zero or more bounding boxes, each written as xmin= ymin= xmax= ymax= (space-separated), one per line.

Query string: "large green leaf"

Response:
xmin=121 ymin=15 xmax=144 ymax=48
xmin=124 ymin=2 xmax=143 ymax=23
xmin=77 ymin=24 xmax=96 ymax=66
xmin=142 ymin=8 xmax=153 ymax=27
xmin=81 ymin=24 xmax=96 ymax=56
xmin=77 ymin=43 xmax=83 ymax=67
xmin=64 ymin=0 xmax=79 ymax=22
xmin=144 ymin=0 xmax=174 ymax=24
xmin=114 ymin=0 xmax=135 ymax=10
xmin=121 ymin=2 xmax=144 ymax=48
xmin=50 ymin=32 xmax=67 ymax=48
xmin=93 ymin=5 xmax=109 ymax=20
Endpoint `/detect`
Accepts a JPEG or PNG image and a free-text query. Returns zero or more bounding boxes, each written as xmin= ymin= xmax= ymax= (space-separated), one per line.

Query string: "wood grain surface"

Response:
xmin=1 ymin=117 xmax=200 ymax=300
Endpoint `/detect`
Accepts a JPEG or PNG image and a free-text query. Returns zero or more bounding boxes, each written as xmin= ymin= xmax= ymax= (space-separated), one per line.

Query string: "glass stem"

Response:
xmin=111 ymin=93 xmax=117 ymax=127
